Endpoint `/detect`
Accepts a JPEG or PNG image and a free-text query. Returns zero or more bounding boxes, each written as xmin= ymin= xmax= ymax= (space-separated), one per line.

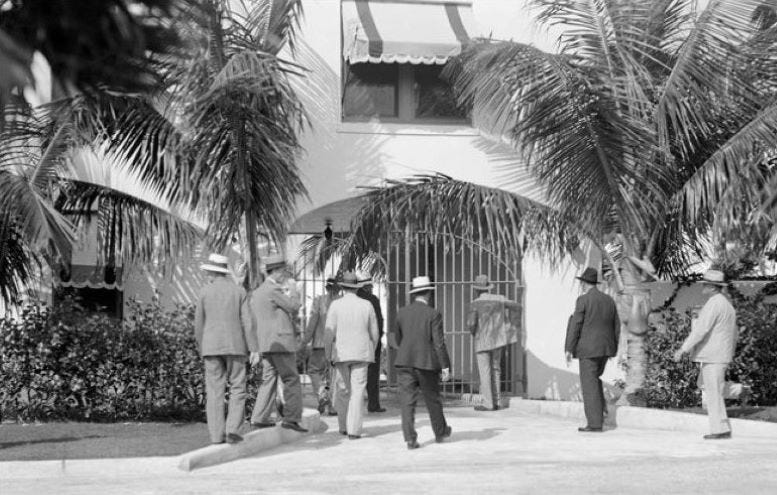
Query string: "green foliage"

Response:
xmin=0 ymin=297 xmax=206 ymax=422
xmin=643 ymin=291 xmax=777 ymax=409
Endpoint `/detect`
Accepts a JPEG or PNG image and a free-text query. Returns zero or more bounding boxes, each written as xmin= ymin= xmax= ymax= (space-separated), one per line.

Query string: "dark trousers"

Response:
xmin=397 ymin=366 xmax=448 ymax=442
xmin=579 ymin=356 xmax=608 ymax=428
xmin=367 ymin=340 xmax=382 ymax=410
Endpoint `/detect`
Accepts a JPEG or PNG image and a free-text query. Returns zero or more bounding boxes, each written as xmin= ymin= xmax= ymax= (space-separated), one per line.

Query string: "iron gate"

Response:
xmin=383 ymin=230 xmax=526 ymax=398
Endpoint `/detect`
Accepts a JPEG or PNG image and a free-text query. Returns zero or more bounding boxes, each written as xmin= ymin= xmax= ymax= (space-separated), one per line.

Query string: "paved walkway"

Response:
xmin=3 ymin=402 xmax=777 ymax=494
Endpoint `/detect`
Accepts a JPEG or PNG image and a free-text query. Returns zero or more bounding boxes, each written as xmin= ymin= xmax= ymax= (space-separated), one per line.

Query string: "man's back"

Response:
xmin=326 ymin=292 xmax=378 ymax=362
xmin=565 ymin=287 xmax=619 ymax=359
xmin=195 ymin=278 xmax=255 ymax=356
xmin=251 ymin=279 xmax=301 ymax=353
xmin=394 ymin=301 xmax=451 ymax=371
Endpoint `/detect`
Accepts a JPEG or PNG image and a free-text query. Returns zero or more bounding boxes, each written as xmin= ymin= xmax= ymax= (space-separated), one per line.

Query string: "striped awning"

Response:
xmin=342 ymin=0 xmax=477 ymax=65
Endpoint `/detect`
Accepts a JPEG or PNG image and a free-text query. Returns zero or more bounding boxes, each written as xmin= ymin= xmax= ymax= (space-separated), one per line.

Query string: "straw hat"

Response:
xmin=409 ymin=276 xmax=435 ymax=294
xmin=700 ymin=269 xmax=727 ymax=286
xmin=263 ymin=254 xmax=288 ymax=272
xmin=200 ymin=253 xmax=230 ymax=274
xmin=472 ymin=274 xmax=494 ymax=291
xmin=340 ymin=271 xmax=360 ymax=289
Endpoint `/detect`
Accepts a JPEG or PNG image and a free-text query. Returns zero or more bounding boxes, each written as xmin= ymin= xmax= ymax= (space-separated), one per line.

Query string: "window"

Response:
xmin=342 ymin=63 xmax=469 ymax=123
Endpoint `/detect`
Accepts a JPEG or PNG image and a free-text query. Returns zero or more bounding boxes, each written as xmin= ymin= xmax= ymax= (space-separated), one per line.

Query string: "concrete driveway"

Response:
xmin=3 ymin=402 xmax=777 ymax=494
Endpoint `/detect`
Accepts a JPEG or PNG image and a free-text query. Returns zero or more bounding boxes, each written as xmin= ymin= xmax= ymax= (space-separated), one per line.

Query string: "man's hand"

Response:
xmin=565 ymin=352 xmax=573 ymax=367
xmin=672 ymin=349 xmax=684 ymax=362
xmin=441 ymin=368 xmax=451 ymax=382
xmin=249 ymin=352 xmax=261 ymax=367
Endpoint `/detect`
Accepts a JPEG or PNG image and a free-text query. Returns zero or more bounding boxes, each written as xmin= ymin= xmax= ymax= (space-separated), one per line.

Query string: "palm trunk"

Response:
xmin=615 ymin=262 xmax=650 ymax=406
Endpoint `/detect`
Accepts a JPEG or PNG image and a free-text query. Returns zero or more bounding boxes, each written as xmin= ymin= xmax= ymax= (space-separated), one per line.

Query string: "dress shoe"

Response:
xmin=226 ymin=433 xmax=244 ymax=444
xmin=339 ymin=430 xmax=348 ymax=436
xmin=474 ymin=405 xmax=496 ymax=412
xmin=250 ymin=421 xmax=276 ymax=429
xmin=211 ymin=438 xmax=226 ymax=445
xmin=703 ymin=432 xmax=732 ymax=440
xmin=368 ymin=407 xmax=387 ymax=413
xmin=406 ymin=440 xmax=420 ymax=450
xmin=281 ymin=421 xmax=308 ymax=433
xmin=578 ymin=426 xmax=603 ymax=432
xmin=348 ymin=434 xmax=361 ymax=440
xmin=435 ymin=425 xmax=452 ymax=443
xmin=327 ymin=409 xmax=338 ymax=417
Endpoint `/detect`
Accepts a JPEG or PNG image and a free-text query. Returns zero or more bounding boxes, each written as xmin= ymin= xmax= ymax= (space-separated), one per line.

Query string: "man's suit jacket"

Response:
xmin=194 ymin=277 xmax=258 ymax=357
xmin=565 ymin=287 xmax=619 ymax=359
xmin=393 ymin=300 xmax=451 ymax=371
xmin=325 ymin=292 xmax=378 ymax=363
xmin=250 ymin=278 xmax=301 ymax=353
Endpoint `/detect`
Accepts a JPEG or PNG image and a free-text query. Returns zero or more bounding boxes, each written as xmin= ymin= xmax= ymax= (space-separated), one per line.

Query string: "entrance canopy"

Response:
xmin=341 ymin=0 xmax=477 ymax=65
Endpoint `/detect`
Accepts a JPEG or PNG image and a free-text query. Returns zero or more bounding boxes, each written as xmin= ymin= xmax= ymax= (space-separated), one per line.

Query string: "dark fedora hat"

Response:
xmin=576 ymin=267 xmax=599 ymax=284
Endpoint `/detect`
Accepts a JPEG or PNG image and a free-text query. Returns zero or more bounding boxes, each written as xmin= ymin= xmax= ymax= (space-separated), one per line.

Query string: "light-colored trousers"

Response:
xmin=204 ymin=355 xmax=247 ymax=443
xmin=697 ymin=363 xmax=732 ymax=435
xmin=476 ymin=347 xmax=503 ymax=409
xmin=334 ymin=361 xmax=369 ymax=436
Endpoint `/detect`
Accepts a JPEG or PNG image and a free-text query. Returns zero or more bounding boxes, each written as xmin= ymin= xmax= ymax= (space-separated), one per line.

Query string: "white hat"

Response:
xmin=263 ymin=253 xmax=288 ymax=272
xmin=700 ymin=269 xmax=727 ymax=286
xmin=409 ymin=275 xmax=435 ymax=294
xmin=356 ymin=270 xmax=372 ymax=287
xmin=340 ymin=271 xmax=361 ymax=289
xmin=200 ymin=253 xmax=230 ymax=274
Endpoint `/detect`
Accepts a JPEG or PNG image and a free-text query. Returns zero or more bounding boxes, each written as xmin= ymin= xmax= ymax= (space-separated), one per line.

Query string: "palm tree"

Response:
xmin=85 ymin=0 xmax=308 ymax=288
xmin=0 ymin=0 xmax=201 ymax=127
xmin=0 ymin=100 xmax=204 ymax=306
xmin=0 ymin=0 xmax=307 ymax=308
xmin=337 ymin=0 xmax=777 ymax=405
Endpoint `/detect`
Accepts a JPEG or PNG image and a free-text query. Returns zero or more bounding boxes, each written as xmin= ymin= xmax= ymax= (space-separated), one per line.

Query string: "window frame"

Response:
xmin=341 ymin=62 xmax=469 ymax=125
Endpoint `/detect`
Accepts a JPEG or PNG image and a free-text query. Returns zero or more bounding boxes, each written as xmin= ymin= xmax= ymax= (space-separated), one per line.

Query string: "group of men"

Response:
xmin=194 ymin=252 xmax=454 ymax=448
xmin=195 ymin=249 xmax=739 ymax=448
xmin=565 ymin=267 xmax=740 ymax=440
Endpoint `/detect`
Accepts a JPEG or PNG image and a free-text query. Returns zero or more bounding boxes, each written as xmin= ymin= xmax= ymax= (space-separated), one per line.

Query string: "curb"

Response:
xmin=506 ymin=398 xmax=777 ymax=438
xmin=177 ymin=408 xmax=324 ymax=471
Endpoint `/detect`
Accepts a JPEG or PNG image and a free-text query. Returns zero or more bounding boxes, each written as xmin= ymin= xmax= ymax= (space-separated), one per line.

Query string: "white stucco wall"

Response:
xmin=286 ymin=0 xmax=620 ymax=399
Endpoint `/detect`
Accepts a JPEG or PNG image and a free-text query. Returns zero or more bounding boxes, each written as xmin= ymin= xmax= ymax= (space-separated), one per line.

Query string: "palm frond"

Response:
xmin=336 ymin=174 xmax=581 ymax=272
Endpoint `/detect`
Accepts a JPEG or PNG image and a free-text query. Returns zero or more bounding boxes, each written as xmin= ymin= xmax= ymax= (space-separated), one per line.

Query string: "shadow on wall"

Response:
xmin=526 ymin=350 xmax=619 ymax=402
xmin=291 ymin=39 xmax=390 ymax=216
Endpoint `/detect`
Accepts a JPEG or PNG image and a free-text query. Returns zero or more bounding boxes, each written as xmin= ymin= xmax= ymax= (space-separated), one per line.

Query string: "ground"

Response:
xmin=2 ymin=394 xmax=777 ymax=494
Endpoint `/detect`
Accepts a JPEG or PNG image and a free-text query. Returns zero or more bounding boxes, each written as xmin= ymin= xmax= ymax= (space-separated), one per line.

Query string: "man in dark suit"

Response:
xmin=392 ymin=276 xmax=452 ymax=450
xmin=565 ymin=267 xmax=619 ymax=432
xmin=356 ymin=270 xmax=386 ymax=413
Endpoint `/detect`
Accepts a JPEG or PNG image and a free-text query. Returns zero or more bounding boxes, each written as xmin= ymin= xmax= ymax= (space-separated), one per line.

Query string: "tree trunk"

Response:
xmin=616 ymin=267 xmax=650 ymax=406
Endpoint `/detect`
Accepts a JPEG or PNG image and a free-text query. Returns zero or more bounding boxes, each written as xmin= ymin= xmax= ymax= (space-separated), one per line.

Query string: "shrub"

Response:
xmin=643 ymin=289 xmax=777 ymax=409
xmin=0 ymin=296 xmax=207 ymax=422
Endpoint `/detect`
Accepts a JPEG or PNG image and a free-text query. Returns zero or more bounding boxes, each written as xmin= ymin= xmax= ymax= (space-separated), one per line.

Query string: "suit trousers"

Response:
xmin=334 ymin=361 xmax=369 ymax=435
xmin=476 ymin=347 xmax=503 ymax=409
xmin=579 ymin=356 xmax=608 ymax=429
xmin=397 ymin=366 xmax=448 ymax=442
xmin=204 ymin=355 xmax=247 ymax=443
xmin=367 ymin=340 xmax=383 ymax=410
xmin=698 ymin=363 xmax=731 ymax=434
xmin=308 ymin=348 xmax=330 ymax=401
xmin=250 ymin=352 xmax=302 ymax=424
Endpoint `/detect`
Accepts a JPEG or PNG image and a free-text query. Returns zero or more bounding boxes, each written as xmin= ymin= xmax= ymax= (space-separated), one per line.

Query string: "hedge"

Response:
xmin=642 ymin=288 xmax=777 ymax=409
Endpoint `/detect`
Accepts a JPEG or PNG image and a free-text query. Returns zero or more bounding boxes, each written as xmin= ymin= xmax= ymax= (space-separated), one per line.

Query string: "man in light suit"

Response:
xmin=392 ymin=276 xmax=452 ymax=450
xmin=249 ymin=254 xmax=307 ymax=433
xmin=673 ymin=269 xmax=738 ymax=440
xmin=467 ymin=274 xmax=520 ymax=412
xmin=565 ymin=267 xmax=619 ymax=433
xmin=325 ymin=271 xmax=378 ymax=439
xmin=194 ymin=253 xmax=258 ymax=444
